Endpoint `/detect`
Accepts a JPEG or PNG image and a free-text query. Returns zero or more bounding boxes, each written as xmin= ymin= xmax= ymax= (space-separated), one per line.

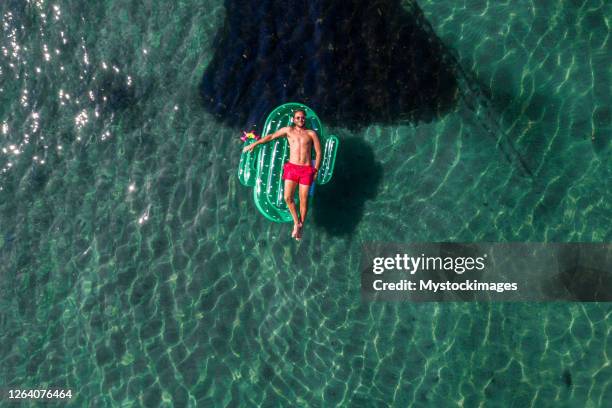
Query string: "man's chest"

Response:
xmin=287 ymin=131 xmax=310 ymax=145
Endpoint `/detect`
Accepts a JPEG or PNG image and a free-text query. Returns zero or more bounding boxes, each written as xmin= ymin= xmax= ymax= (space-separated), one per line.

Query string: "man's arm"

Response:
xmin=243 ymin=127 xmax=288 ymax=153
xmin=310 ymin=131 xmax=322 ymax=177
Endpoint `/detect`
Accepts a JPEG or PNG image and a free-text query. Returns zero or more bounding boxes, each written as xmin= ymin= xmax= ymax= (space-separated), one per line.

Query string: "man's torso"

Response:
xmin=286 ymin=127 xmax=315 ymax=166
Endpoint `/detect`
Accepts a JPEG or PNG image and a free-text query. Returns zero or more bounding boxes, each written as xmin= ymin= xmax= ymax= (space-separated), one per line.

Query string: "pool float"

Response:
xmin=238 ymin=103 xmax=339 ymax=223
xmin=240 ymin=131 xmax=260 ymax=142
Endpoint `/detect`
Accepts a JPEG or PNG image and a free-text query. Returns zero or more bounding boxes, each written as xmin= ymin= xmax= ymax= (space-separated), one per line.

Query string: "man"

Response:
xmin=243 ymin=109 xmax=321 ymax=240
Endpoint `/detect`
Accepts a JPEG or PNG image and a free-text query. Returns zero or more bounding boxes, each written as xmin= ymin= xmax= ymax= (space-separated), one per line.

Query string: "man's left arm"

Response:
xmin=311 ymin=131 xmax=322 ymax=178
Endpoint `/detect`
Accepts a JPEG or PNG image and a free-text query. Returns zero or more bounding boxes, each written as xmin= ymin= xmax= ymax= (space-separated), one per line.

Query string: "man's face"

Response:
xmin=294 ymin=112 xmax=306 ymax=127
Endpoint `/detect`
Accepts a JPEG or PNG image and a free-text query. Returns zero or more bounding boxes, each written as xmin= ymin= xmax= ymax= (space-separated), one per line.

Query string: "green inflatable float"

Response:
xmin=238 ymin=103 xmax=339 ymax=223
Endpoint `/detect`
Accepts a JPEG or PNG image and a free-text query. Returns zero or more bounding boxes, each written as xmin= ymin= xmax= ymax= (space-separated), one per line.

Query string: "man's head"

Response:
xmin=293 ymin=109 xmax=306 ymax=128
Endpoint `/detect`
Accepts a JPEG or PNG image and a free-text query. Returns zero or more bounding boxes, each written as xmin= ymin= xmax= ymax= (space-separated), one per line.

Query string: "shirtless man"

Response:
xmin=243 ymin=109 xmax=321 ymax=240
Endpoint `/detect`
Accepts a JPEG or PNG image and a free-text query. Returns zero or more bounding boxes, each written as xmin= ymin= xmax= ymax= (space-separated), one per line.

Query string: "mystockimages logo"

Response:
xmin=362 ymin=243 xmax=612 ymax=302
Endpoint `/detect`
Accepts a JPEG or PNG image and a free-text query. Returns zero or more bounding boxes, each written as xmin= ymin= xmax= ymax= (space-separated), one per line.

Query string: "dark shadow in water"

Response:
xmin=200 ymin=0 xmax=458 ymax=130
xmin=556 ymin=244 xmax=612 ymax=301
xmin=95 ymin=70 xmax=137 ymax=114
xmin=541 ymin=246 xmax=612 ymax=301
xmin=556 ymin=264 xmax=612 ymax=301
xmin=311 ymin=137 xmax=382 ymax=236
xmin=591 ymin=106 xmax=610 ymax=154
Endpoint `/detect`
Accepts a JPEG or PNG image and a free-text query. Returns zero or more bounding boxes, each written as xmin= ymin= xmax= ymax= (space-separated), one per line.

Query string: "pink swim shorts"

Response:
xmin=282 ymin=162 xmax=316 ymax=186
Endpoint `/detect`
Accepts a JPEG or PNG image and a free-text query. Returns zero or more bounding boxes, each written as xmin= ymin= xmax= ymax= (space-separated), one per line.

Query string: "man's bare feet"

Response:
xmin=292 ymin=223 xmax=300 ymax=239
xmin=291 ymin=223 xmax=303 ymax=241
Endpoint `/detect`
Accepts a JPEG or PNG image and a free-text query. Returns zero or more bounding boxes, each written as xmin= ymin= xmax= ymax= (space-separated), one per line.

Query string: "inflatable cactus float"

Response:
xmin=238 ymin=103 xmax=338 ymax=223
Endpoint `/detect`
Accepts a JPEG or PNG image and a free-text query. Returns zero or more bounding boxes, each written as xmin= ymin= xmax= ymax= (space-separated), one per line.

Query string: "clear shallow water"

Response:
xmin=0 ymin=0 xmax=610 ymax=406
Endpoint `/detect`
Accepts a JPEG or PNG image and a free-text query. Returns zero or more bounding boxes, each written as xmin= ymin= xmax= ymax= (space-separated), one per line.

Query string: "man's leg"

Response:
xmin=297 ymin=184 xmax=311 ymax=239
xmin=284 ymin=180 xmax=300 ymax=238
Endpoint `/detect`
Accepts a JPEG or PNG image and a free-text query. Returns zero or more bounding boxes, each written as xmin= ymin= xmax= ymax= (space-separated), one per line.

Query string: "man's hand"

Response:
xmin=243 ymin=143 xmax=256 ymax=153
xmin=313 ymin=168 xmax=319 ymax=181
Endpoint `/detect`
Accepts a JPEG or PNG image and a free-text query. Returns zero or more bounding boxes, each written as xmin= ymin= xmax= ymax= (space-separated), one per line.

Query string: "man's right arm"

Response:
xmin=243 ymin=127 xmax=288 ymax=153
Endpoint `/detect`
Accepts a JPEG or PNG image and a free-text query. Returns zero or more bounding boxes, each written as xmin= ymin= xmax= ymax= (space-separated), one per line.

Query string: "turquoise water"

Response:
xmin=0 ymin=0 xmax=610 ymax=406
